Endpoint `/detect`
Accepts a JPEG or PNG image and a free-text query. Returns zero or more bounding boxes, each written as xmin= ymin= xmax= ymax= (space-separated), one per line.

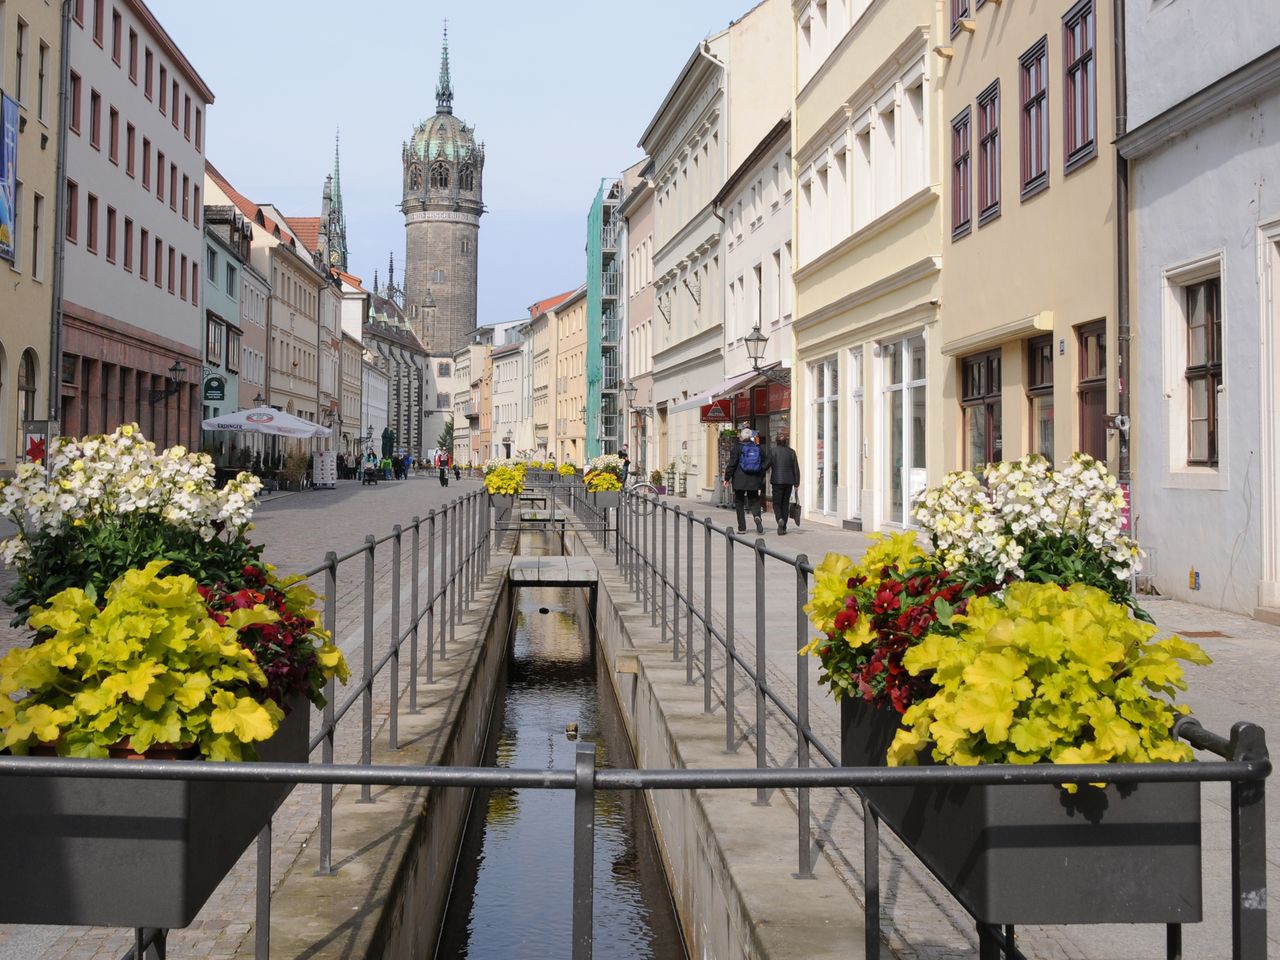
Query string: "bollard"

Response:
xmin=360 ymin=534 xmax=375 ymax=804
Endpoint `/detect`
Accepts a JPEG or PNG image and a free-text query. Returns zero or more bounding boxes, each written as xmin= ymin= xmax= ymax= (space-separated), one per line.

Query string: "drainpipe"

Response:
xmin=1114 ymin=0 xmax=1131 ymax=488
xmin=47 ymin=0 xmax=74 ymax=424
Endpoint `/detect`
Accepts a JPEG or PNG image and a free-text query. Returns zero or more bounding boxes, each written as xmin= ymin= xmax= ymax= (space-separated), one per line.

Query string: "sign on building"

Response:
xmin=203 ymin=375 xmax=226 ymax=402
xmin=0 ymin=93 xmax=18 ymax=263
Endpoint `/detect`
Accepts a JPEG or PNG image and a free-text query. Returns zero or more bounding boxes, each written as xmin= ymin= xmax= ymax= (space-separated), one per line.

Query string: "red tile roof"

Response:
xmin=286 ymin=217 xmax=322 ymax=253
xmin=204 ymin=161 xmax=297 ymax=250
xmin=335 ymin=269 xmax=367 ymax=292
xmin=527 ymin=289 xmax=578 ymax=319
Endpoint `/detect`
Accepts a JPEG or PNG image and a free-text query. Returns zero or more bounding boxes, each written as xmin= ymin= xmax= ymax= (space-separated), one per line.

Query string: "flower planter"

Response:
xmin=489 ymin=494 xmax=515 ymax=523
xmin=588 ymin=491 xmax=621 ymax=509
xmin=840 ymin=697 xmax=1202 ymax=925
xmin=0 ymin=694 xmax=310 ymax=929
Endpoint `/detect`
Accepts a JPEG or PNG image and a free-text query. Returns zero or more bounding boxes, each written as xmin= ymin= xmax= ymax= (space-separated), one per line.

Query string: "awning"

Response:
xmin=670 ymin=369 xmax=763 ymax=413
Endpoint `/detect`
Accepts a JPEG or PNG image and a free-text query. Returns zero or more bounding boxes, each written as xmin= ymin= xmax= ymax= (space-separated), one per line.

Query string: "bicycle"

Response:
xmin=625 ymin=473 xmax=660 ymax=513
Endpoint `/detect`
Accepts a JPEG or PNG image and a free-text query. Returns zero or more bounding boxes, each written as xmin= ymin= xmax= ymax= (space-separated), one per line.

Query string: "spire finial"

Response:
xmin=388 ymin=252 xmax=395 ymax=292
xmin=332 ymin=128 xmax=343 ymax=216
xmin=436 ymin=20 xmax=453 ymax=114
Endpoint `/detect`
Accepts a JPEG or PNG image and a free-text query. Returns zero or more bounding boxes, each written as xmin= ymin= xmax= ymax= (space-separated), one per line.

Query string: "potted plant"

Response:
xmin=484 ymin=461 xmax=524 ymax=523
xmin=803 ymin=455 xmax=1209 ymax=925
xmin=584 ymin=454 xmax=625 ymax=507
xmin=650 ymin=469 xmax=666 ymax=495
xmin=0 ymin=426 xmax=350 ymax=928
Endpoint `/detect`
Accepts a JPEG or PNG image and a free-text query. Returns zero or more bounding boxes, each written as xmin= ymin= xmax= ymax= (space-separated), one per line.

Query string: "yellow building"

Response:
xmin=792 ymin=0 xmax=947 ymax=529
xmin=939 ymin=0 xmax=1118 ymax=474
xmin=0 ymin=0 xmax=60 ymax=464
xmin=554 ymin=285 xmax=588 ymax=464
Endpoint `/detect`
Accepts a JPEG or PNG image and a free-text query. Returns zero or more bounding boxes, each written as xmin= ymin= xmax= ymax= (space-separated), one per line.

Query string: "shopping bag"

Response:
xmin=788 ymin=493 xmax=801 ymax=527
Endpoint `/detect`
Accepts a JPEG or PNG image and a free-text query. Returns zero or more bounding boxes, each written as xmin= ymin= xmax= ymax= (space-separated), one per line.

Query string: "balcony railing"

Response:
xmin=601 ymin=310 xmax=620 ymax=345
xmin=601 ymin=219 xmax=620 ymax=254
xmin=601 ymin=270 xmax=621 ymax=301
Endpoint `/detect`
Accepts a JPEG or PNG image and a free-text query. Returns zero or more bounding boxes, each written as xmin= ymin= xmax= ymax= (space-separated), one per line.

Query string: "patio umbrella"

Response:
xmin=200 ymin=406 xmax=331 ymax=439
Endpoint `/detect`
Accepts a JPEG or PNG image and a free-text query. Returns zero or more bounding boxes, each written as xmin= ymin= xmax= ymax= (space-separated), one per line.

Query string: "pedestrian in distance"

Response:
xmin=453 ymin=463 xmax=461 ymax=481
xmin=767 ymin=433 xmax=800 ymax=536
xmin=620 ymin=447 xmax=631 ymax=485
xmin=439 ymin=464 xmax=449 ymax=487
xmin=724 ymin=427 xmax=767 ymax=535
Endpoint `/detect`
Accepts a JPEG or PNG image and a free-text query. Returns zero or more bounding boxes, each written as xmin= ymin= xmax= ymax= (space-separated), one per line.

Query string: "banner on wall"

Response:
xmin=0 ymin=93 xmax=17 ymax=263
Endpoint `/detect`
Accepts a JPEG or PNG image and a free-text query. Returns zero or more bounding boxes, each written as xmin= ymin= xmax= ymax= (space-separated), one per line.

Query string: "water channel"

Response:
xmin=434 ymin=565 xmax=688 ymax=958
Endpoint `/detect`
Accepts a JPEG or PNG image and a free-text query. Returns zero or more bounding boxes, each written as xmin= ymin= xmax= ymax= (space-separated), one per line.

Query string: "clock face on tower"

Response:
xmin=330 ymin=249 xmax=339 ymax=265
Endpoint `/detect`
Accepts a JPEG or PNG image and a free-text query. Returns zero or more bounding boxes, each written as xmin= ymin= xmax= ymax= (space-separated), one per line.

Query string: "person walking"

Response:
xmin=724 ymin=427 xmax=767 ymax=535
xmin=767 ymin=433 xmax=800 ymax=535
xmin=620 ymin=447 xmax=631 ymax=485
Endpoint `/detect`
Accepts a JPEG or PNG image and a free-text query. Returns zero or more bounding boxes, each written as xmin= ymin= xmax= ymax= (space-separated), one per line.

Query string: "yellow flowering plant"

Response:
xmin=0 ymin=562 xmax=292 ymax=760
xmin=585 ymin=471 xmax=623 ymax=493
xmin=484 ymin=464 xmax=525 ymax=496
xmin=558 ymin=463 xmax=577 ymax=477
xmin=886 ymin=582 xmax=1210 ymax=780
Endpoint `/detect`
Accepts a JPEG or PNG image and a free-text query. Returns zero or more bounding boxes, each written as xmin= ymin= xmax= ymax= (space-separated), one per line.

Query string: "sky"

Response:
xmin=148 ymin=0 xmax=762 ymax=325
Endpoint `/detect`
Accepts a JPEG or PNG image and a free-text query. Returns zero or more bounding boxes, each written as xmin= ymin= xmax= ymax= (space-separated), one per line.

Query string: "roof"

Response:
xmin=204 ymin=161 xmax=298 ymax=251
xmin=287 ymin=217 xmax=322 ymax=254
xmin=335 ymin=270 xmax=367 ymax=293
xmin=527 ymin=288 xmax=579 ymax=320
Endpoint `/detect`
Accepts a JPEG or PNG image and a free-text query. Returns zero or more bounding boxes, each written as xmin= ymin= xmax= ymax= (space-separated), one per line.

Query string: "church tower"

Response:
xmin=402 ymin=26 xmax=485 ymax=354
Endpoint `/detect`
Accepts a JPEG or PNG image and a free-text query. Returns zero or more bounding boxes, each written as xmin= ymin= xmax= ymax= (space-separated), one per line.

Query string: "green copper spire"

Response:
xmin=436 ymin=22 xmax=453 ymax=114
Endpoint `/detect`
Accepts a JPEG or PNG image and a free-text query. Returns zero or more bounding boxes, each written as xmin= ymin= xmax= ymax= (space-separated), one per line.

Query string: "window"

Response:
xmin=1019 ymin=37 xmax=1049 ymax=197
xmin=976 ymin=81 xmax=1000 ymax=224
xmin=431 ymin=269 xmax=446 ymax=283
xmin=92 ymin=0 xmax=103 ymax=45
xmin=123 ymin=216 xmax=133 ymax=272
xmin=194 ymin=109 xmax=202 ymax=150
xmin=193 ymin=186 xmax=200 ymax=227
xmin=37 ymin=41 xmax=49 ymax=121
xmin=156 ymin=151 xmax=165 ymax=200
xmin=183 ymin=94 xmax=191 ymax=140
xmin=31 ymin=193 xmax=44 ymax=280
xmin=139 ymin=227 xmax=149 ymax=279
xmin=158 ymin=65 xmax=167 ymax=113
xmin=69 ymin=73 xmax=81 ymax=133
xmin=128 ymin=29 xmax=137 ymax=82
xmin=125 ymin=124 xmax=135 ymax=176
xmin=962 ymin=350 xmax=1002 ymax=468
xmin=8 ymin=179 xmax=21 ymax=269
xmin=430 ymin=162 xmax=449 ymax=190
xmin=1185 ymin=278 xmax=1222 ymax=466
xmin=1027 ymin=336 xmax=1054 ymax=459
xmin=105 ymin=205 xmax=116 ymax=263
xmin=73 ymin=0 xmax=84 ymax=25
xmin=950 ymin=107 xmax=972 ymax=240
xmin=108 ymin=107 xmax=119 ymax=164
xmin=226 ymin=330 xmax=240 ymax=373
xmin=169 ymin=164 xmax=177 ymax=210
xmin=810 ymin=357 xmax=839 ymax=515
xmin=182 ymin=174 xmax=189 ymax=220
xmin=170 ymin=81 xmax=178 ymax=128
xmin=206 ymin=321 xmax=223 ymax=365
xmin=111 ymin=8 xmax=121 ymax=63
xmin=167 ymin=245 xmax=175 ymax=293
xmin=18 ymin=351 xmax=36 ymax=439
xmin=1077 ymin=321 xmax=1107 ymax=461
xmin=142 ymin=138 xmax=151 ymax=188
xmin=89 ymin=90 xmax=101 ymax=149
xmin=1063 ymin=0 xmax=1096 ymax=171
xmin=206 ymin=246 xmax=216 ymax=277
xmin=950 ymin=0 xmax=970 ymax=36
xmin=225 ymin=262 xmax=235 ymax=297
xmin=191 ymin=262 xmax=198 ymax=307
xmin=179 ymin=254 xmax=187 ymax=299
xmin=153 ymin=236 xmax=162 ymax=287
xmin=86 ymin=194 xmax=98 ymax=253
xmin=144 ymin=48 xmax=153 ymax=98
xmin=438 ymin=361 xmax=451 ymax=377
xmin=885 ymin=334 xmax=928 ymax=525
xmin=461 ymin=238 xmax=470 ymax=254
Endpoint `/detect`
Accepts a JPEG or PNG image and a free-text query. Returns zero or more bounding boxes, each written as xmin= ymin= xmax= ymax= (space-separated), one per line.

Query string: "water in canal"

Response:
xmin=434 ymin=582 xmax=688 ymax=958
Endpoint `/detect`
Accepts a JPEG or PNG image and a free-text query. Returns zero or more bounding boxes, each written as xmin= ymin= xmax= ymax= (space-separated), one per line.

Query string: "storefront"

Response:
xmin=699 ymin=368 xmax=792 ymax=508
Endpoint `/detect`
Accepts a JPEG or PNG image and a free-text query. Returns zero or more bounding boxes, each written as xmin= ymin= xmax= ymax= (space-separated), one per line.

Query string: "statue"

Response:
xmin=381 ymin=426 xmax=396 ymax=460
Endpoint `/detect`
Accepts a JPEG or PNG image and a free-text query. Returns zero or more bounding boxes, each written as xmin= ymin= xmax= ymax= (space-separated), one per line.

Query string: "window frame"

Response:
xmin=1026 ymin=335 xmax=1054 ymax=459
xmin=961 ymin=349 xmax=1002 ymax=469
xmin=950 ymin=106 xmax=972 ymax=241
xmin=976 ymin=80 xmax=1001 ymax=225
xmin=950 ymin=0 xmax=971 ymax=37
xmin=1019 ymin=37 xmax=1050 ymax=200
xmin=1076 ymin=320 xmax=1107 ymax=462
xmin=1183 ymin=276 xmax=1222 ymax=467
xmin=1062 ymin=0 xmax=1097 ymax=173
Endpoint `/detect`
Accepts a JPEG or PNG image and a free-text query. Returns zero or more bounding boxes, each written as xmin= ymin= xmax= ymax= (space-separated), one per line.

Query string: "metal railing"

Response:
xmin=592 ymin=489 xmax=1272 ymax=960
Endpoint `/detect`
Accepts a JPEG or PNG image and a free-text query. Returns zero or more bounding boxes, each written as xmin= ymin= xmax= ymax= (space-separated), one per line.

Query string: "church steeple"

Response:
xmin=323 ymin=129 xmax=349 ymax=272
xmin=435 ymin=22 xmax=453 ymax=115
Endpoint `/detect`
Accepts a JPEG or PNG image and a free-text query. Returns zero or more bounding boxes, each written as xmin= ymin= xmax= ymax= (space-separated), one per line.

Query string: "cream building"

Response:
xmin=619 ymin=161 xmax=656 ymax=476
xmin=490 ymin=338 xmax=522 ymax=459
xmin=339 ymin=331 xmax=362 ymax=458
xmin=0 ymin=0 xmax=59 ymax=465
xmin=640 ymin=0 xmax=790 ymax=501
xmin=792 ymin=0 xmax=946 ymax=530
xmin=554 ymin=285 xmax=588 ymax=465
xmin=939 ymin=0 xmax=1120 ymax=481
xmin=527 ymin=289 xmax=575 ymax=461
xmin=360 ymin=354 xmax=388 ymax=455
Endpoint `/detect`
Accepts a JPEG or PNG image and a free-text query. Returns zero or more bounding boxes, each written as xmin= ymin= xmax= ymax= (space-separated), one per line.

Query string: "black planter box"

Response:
xmin=0 ymin=694 xmax=310 ymax=929
xmin=841 ymin=697 xmax=1202 ymax=925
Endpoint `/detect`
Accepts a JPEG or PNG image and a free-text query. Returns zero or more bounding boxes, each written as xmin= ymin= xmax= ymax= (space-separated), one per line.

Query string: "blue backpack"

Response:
xmin=738 ymin=442 xmax=763 ymax=475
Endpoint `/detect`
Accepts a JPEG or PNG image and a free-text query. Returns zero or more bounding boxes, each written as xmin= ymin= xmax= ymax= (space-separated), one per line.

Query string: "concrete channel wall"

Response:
xmin=250 ymin=545 xmax=515 ymax=960
xmin=566 ymin=528 xmax=866 ymax=960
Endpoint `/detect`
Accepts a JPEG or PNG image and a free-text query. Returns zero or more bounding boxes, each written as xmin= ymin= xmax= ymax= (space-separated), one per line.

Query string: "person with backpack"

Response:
xmin=767 ymin=433 xmax=801 ymax=536
xmin=724 ymin=427 xmax=767 ymax=535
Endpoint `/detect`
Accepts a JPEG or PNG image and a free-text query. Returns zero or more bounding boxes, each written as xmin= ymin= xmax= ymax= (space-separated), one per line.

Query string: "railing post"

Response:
xmin=447 ymin=500 xmax=457 ymax=652
xmin=672 ymin=505 xmax=681 ymax=661
xmin=649 ymin=496 xmax=658 ymax=628
xmin=572 ymin=741 xmax=596 ymax=960
xmin=254 ymin=821 xmax=271 ymax=960
xmin=795 ymin=554 xmax=814 ymax=879
xmin=863 ymin=797 xmax=881 ymax=960
xmin=661 ymin=502 xmax=669 ymax=645
xmin=360 ymin=534 xmax=375 ymax=803
xmin=389 ymin=524 xmax=402 ymax=751
xmin=410 ymin=517 xmax=420 ymax=713
xmin=724 ymin=527 xmax=736 ymax=753
xmin=686 ymin=510 xmax=694 ymax=684
xmin=753 ymin=537 xmax=767 ymax=805
xmin=703 ymin=519 xmax=713 ymax=714
xmin=318 ymin=551 xmax=337 ymax=874
xmin=427 ymin=510 xmax=437 ymax=683
xmin=1230 ymin=722 xmax=1268 ymax=960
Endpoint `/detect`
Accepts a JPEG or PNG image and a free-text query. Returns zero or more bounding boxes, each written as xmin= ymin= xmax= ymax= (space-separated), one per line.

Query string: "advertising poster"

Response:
xmin=0 ymin=93 xmax=17 ymax=263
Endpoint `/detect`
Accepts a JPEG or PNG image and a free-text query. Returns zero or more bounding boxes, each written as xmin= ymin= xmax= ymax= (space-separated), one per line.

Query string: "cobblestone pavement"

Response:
xmin=0 ymin=474 xmax=488 ymax=960
xmin=629 ymin=492 xmax=1280 ymax=960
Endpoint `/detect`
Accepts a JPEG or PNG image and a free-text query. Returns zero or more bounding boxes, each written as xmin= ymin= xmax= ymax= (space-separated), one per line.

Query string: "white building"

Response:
xmin=61 ymin=0 xmax=213 ymax=448
xmin=638 ymin=0 xmax=790 ymax=501
xmin=490 ymin=339 xmax=522 ymax=459
xmin=1121 ymin=4 xmax=1280 ymax=616
xmin=360 ymin=354 xmax=389 ymax=456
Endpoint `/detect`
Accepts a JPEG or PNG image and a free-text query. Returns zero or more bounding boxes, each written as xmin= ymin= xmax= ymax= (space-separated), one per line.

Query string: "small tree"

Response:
xmin=438 ymin=417 xmax=455 ymax=458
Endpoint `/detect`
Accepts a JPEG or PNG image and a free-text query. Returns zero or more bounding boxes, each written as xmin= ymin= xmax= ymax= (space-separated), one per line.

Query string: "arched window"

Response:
xmin=459 ymin=165 xmax=474 ymax=192
xmin=430 ymin=162 xmax=450 ymax=190
xmin=408 ymin=163 xmax=423 ymax=191
xmin=17 ymin=350 xmax=37 ymax=447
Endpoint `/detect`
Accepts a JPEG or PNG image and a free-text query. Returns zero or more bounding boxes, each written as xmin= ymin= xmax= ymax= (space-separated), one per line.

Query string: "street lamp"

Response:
xmin=743 ymin=325 xmax=791 ymax=385
xmin=148 ymin=360 xmax=187 ymax=403
xmin=253 ymin=392 xmax=266 ymax=407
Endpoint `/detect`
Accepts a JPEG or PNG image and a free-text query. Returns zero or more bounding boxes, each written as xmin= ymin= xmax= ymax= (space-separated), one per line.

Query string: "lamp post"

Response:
xmin=743 ymin=325 xmax=791 ymax=385
xmin=148 ymin=360 xmax=187 ymax=449
xmin=622 ymin=380 xmax=653 ymax=475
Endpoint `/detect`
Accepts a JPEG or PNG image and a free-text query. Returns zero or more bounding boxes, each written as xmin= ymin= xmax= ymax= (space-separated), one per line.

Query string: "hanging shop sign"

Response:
xmin=203 ymin=375 xmax=226 ymax=402
xmin=700 ymin=398 xmax=732 ymax=423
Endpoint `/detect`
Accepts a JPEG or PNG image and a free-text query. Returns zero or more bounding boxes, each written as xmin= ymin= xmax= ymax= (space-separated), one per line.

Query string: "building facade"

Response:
xmin=364 ymin=289 xmax=428 ymax=460
xmin=585 ymin=178 xmax=623 ymax=457
xmin=620 ymin=163 xmax=656 ymax=476
xmin=204 ymin=204 xmax=266 ymax=424
xmin=490 ymin=339 xmax=522 ymax=459
xmin=791 ymin=0 xmax=945 ymax=530
xmin=527 ymin=289 xmax=575 ymax=460
xmin=360 ymin=354 xmax=388 ymax=455
xmin=339 ymin=330 xmax=362 ymax=457
xmin=554 ymin=286 xmax=588 ymax=464
xmin=402 ymin=30 xmax=483 ymax=355
xmin=199 ymin=224 xmax=242 ymax=462
xmin=0 ymin=0 xmax=59 ymax=465
xmin=1121 ymin=2 xmax=1280 ymax=615
xmin=62 ymin=0 xmax=213 ymax=448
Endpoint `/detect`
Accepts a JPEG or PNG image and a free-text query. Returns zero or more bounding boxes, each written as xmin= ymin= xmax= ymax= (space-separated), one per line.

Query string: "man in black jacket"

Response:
xmin=768 ymin=434 xmax=800 ymax=535
xmin=724 ymin=427 xmax=766 ymax=534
